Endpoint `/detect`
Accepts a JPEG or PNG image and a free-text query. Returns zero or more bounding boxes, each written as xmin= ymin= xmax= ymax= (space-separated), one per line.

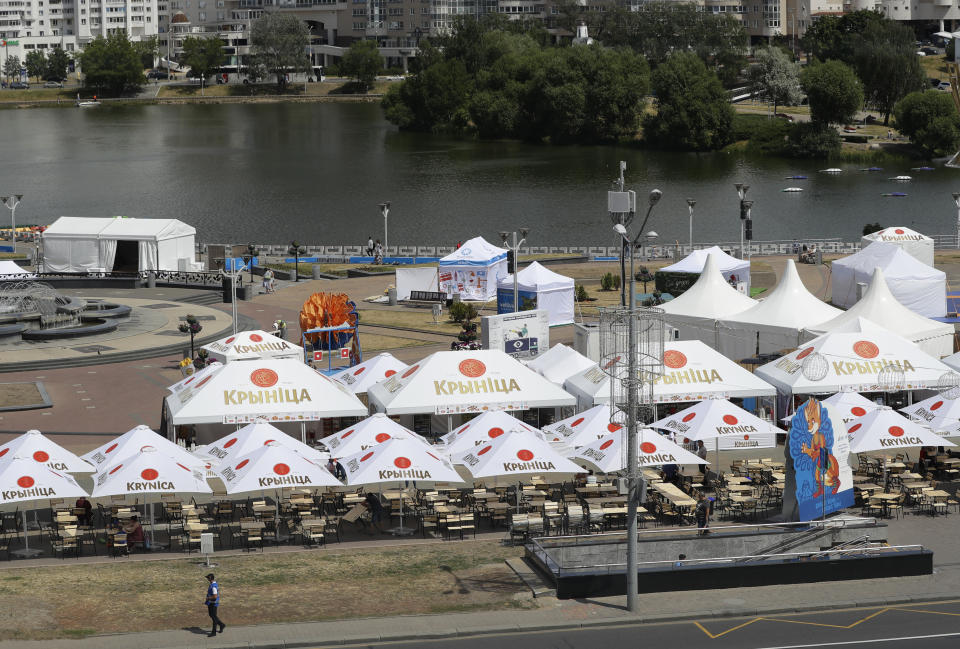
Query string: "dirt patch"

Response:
xmin=0 ymin=382 xmax=46 ymax=409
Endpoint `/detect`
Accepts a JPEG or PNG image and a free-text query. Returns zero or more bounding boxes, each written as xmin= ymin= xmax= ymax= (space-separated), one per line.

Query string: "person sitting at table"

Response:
xmin=75 ymin=496 xmax=93 ymax=526
xmin=123 ymin=515 xmax=148 ymax=551
xmin=662 ymin=463 xmax=678 ymax=483
xmin=585 ymin=471 xmax=598 ymax=486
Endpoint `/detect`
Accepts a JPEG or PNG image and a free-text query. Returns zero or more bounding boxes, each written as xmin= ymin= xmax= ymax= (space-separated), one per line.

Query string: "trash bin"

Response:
xmin=238 ymin=285 xmax=254 ymax=301
xmin=221 ymin=277 xmax=233 ymax=303
xmin=388 ymin=287 xmax=397 ymax=306
xmin=312 ymin=265 xmax=324 ymax=280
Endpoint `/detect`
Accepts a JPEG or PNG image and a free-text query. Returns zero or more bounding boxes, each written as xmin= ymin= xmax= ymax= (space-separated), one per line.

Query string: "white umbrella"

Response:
xmin=782 ymin=392 xmax=880 ymax=424
xmin=217 ymin=442 xmax=341 ymax=494
xmin=166 ymin=361 xmax=223 ymax=395
xmin=901 ymin=394 xmax=960 ymax=437
xmin=202 ymin=419 xmax=325 ymax=465
xmin=571 ymin=429 xmax=706 ymax=474
xmin=331 ymin=352 xmax=409 ymax=394
xmin=441 ymin=410 xmax=542 ymax=456
xmin=847 ymin=408 xmax=953 ymax=453
xmin=339 ymin=437 xmax=464 ymax=534
xmin=0 ymin=430 xmax=94 ymax=473
xmin=81 ymin=425 xmax=205 ymax=471
xmin=540 ymin=404 xmax=622 ymax=448
xmin=0 ymin=456 xmax=88 ymax=557
xmin=321 ymin=413 xmax=431 ymax=458
xmin=452 ymin=430 xmax=582 ymax=479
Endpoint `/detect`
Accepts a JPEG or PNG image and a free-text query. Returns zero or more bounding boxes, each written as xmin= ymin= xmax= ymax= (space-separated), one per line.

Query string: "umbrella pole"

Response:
xmin=22 ymin=510 xmax=28 ymax=553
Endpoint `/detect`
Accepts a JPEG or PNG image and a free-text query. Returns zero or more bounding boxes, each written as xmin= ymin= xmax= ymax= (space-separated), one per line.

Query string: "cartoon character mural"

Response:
xmin=800 ymin=398 xmax=841 ymax=498
xmin=787 ymin=397 xmax=854 ymax=521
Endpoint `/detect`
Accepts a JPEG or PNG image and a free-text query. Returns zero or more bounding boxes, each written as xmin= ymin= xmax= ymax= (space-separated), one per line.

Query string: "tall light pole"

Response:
xmin=1 ymin=194 xmax=23 ymax=246
xmin=685 ymin=198 xmax=696 ymax=250
xmin=953 ymin=192 xmax=960 ymax=248
xmin=500 ymin=228 xmax=530 ymax=312
xmin=613 ymin=187 xmax=661 ymax=615
xmin=742 ymin=199 xmax=754 ymax=265
xmin=735 ymin=183 xmax=750 ymax=259
xmin=379 ymin=202 xmax=390 ymax=255
xmin=608 ymin=161 xmax=635 ymax=307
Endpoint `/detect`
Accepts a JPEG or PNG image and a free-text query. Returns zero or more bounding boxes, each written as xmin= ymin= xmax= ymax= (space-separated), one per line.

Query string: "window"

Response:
xmin=353 ymin=20 xmax=365 ymax=28
xmin=352 ymin=7 xmax=364 ymax=15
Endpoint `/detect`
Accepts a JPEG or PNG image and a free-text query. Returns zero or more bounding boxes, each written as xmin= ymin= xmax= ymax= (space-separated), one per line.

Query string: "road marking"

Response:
xmin=752 ymin=631 xmax=960 ymax=648
xmin=694 ymin=619 xmax=762 ymax=638
xmin=892 ymin=606 xmax=960 ymax=617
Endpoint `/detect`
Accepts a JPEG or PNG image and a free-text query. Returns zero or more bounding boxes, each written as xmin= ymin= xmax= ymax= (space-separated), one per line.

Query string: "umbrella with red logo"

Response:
xmin=330 ymin=352 xmax=408 ymax=395
xmin=441 ymin=410 xmax=545 ymax=457
xmin=339 ymin=437 xmax=463 ymax=534
xmin=570 ymin=429 xmax=706 ymax=474
xmin=0 ymin=430 xmax=93 ymax=473
xmin=217 ymin=441 xmax=341 ymax=494
xmin=901 ymin=394 xmax=960 ymax=437
xmin=540 ymin=405 xmax=623 ymax=448
xmin=81 ymin=425 xmax=205 ymax=472
xmin=783 ymin=392 xmax=880 ymax=425
xmin=0 ymin=456 xmax=89 ymax=557
xmin=847 ymin=408 xmax=952 ymax=454
xmin=201 ymin=419 xmax=326 ymax=466
xmin=321 ymin=413 xmax=430 ymax=458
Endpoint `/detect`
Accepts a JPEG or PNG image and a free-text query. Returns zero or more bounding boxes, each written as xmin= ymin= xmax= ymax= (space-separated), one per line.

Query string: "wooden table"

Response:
xmin=651 ymin=482 xmax=697 ymax=508
xmin=435 ymin=505 xmax=460 ymax=515
xmin=762 ymin=461 xmax=785 ymax=471
xmin=584 ymin=496 xmax=628 ymax=507
xmin=185 ymin=521 xmax=208 ymax=532
xmin=869 ymin=492 xmax=900 ymax=517
xmin=899 ymin=472 xmax=923 ymax=481
xmin=240 ymin=520 xmax=265 ymax=531
xmin=725 ymin=476 xmax=752 ymax=485
xmin=726 ymin=484 xmax=754 ymax=493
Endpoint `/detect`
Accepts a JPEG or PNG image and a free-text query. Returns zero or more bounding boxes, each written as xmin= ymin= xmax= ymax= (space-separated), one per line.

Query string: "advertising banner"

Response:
xmin=786 ymin=398 xmax=855 ymax=521
xmin=481 ymin=310 xmax=549 ymax=361
xmin=496 ymin=288 xmax=538 ymax=315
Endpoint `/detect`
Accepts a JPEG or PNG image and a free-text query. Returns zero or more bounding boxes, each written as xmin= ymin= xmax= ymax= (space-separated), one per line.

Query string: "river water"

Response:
xmin=2 ymin=101 xmax=958 ymax=246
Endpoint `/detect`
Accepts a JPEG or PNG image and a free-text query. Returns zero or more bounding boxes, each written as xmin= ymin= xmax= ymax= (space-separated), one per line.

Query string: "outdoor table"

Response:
xmin=576 ymin=486 xmax=601 ymax=495
xmin=522 ymin=490 xmax=548 ymax=498
xmin=59 ymin=526 xmax=79 ymax=539
xmin=728 ymin=493 xmax=755 ymax=504
xmin=725 ymin=476 xmax=751 ymax=484
xmin=185 ymin=521 xmax=208 ymax=532
xmin=857 ymin=483 xmax=882 ymax=493
xmin=584 ymin=496 xmax=628 ymax=507
xmin=762 ymin=460 xmax=785 ymax=470
xmin=435 ymin=505 xmax=459 ymax=515
xmin=651 ymin=482 xmax=697 ymax=510
xmin=852 ymin=474 xmax=872 ymax=483
xmin=869 ymin=492 xmax=899 ymax=517
xmin=240 ymin=520 xmax=265 ymax=531
xmin=253 ymin=504 xmax=277 ymax=516
xmin=939 ymin=457 xmax=960 ymax=466
xmin=770 ymin=472 xmax=785 ymax=482
xmin=921 ymin=490 xmax=950 ymax=516
xmin=885 ymin=462 xmax=907 ymax=472
xmin=486 ymin=502 xmax=510 ymax=512
xmin=899 ymin=472 xmax=923 ymax=481
xmin=726 ymin=484 xmax=753 ymax=493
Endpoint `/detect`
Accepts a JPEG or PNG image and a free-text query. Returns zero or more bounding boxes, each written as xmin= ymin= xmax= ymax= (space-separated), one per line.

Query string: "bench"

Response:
xmin=408 ymin=290 xmax=446 ymax=303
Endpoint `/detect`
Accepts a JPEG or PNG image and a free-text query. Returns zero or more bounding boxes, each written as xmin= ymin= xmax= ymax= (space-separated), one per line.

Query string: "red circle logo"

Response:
xmin=723 ymin=415 xmax=738 ymax=425
xmin=488 ymin=427 xmax=505 ymax=439
xmin=361 ymin=452 xmax=374 ymax=462
xmin=17 ymin=476 xmax=34 ymax=488
xmin=458 ymin=359 xmax=487 ymax=378
xmin=384 ymin=370 xmax=397 ymax=378
xmin=599 ymin=439 xmax=614 ymax=450
xmin=375 ymin=433 xmax=391 ymax=443
xmin=354 ymin=366 xmax=366 ymax=376
xmin=402 ymin=365 xmax=419 ymax=379
xmin=394 ymin=457 xmax=411 ymax=469
xmin=250 ymin=368 xmax=279 ymax=388
xmin=342 ymin=429 xmax=354 ymax=439
xmin=264 ymin=439 xmax=275 ymax=445
xmin=607 ymin=423 xmax=621 ymax=432
xmin=848 ymin=423 xmax=862 ymax=434
xmin=225 ymin=337 xmax=235 ymax=344
xmin=640 ymin=442 xmax=657 ymax=454
xmin=249 ymin=333 xmax=263 ymax=343
xmin=457 ymin=424 xmax=470 ymax=435
xmin=141 ymin=468 xmax=158 ymax=481
xmin=32 ymin=451 xmax=49 ymax=463
xmin=888 ymin=426 xmax=904 ymax=437
xmin=273 ymin=463 xmax=290 ymax=475
xmin=236 ymin=459 xmax=250 ymax=470
xmin=109 ymin=464 xmax=123 ymax=475
xmin=932 ymin=401 xmax=944 ymax=411
xmin=517 ymin=449 xmax=534 ymax=461
xmin=853 ymin=341 xmax=879 ymax=359
xmin=796 ymin=347 xmax=815 ymax=360
xmin=743 ymin=435 xmax=750 ymax=441
xmin=224 ymin=438 xmax=238 ymax=448
xmin=895 ymin=229 xmax=905 ymax=234
xmin=478 ymin=446 xmax=492 ymax=456
xmin=851 ymin=407 xmax=866 ymax=417
xmin=184 ymin=377 xmax=194 ymax=385
xmin=106 ymin=443 xmax=118 ymax=454
xmin=663 ymin=350 xmax=687 ymax=369
xmin=682 ymin=412 xmax=696 ymax=423
xmin=602 ymin=356 xmax=622 ymax=370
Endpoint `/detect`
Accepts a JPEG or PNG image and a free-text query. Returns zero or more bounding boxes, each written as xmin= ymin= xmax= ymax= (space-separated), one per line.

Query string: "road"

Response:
xmin=328 ymin=600 xmax=960 ymax=649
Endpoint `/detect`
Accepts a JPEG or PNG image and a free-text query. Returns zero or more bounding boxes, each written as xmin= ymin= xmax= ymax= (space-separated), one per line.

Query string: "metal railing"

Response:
xmin=0 ymin=270 xmax=226 ymax=286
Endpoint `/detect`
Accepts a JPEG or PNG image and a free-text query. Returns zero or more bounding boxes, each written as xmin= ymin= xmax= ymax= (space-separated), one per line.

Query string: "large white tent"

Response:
xmin=367 ymin=350 xmax=575 ymax=416
xmin=659 ymin=255 xmax=756 ymax=348
xmin=803 ymin=268 xmax=953 ymax=358
xmin=0 ymin=260 xmax=34 ymax=278
xmin=525 ymin=344 xmax=595 ymax=385
xmin=756 ymin=322 xmax=959 ymax=395
xmin=496 ymin=262 xmax=574 ymax=325
xmin=659 ymin=245 xmax=751 ymax=291
xmin=563 ymin=339 xmax=776 ymax=409
xmin=861 ymin=226 xmax=934 ymax=267
xmin=438 ymin=236 xmax=508 ymax=301
xmin=202 ymin=330 xmax=303 ymax=364
xmin=830 ymin=242 xmax=945 ymax=316
xmin=42 ymin=216 xmax=196 ymax=273
xmin=717 ymin=260 xmax=842 ymax=361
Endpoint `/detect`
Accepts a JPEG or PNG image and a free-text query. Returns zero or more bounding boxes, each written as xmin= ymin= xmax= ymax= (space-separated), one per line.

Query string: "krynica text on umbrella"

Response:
xmin=223 ymin=388 xmax=312 ymax=405
xmin=433 ymin=378 xmax=521 ymax=396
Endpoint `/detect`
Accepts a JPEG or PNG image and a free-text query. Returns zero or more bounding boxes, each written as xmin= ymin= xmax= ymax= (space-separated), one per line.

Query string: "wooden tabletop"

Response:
xmin=726 ymin=484 xmax=753 ymax=493
xmin=651 ymin=482 xmax=697 ymax=507
xmin=869 ymin=492 xmax=900 ymax=501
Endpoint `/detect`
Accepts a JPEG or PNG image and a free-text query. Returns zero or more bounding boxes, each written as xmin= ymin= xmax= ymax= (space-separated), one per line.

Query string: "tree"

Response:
xmin=851 ymin=21 xmax=926 ymax=125
xmin=250 ymin=12 xmax=309 ymax=92
xmin=25 ymin=50 xmax=46 ymax=83
xmin=801 ymin=10 xmax=886 ymax=63
xmin=180 ymin=35 xmax=226 ymax=96
xmin=801 ymin=60 xmax=863 ymax=125
xmin=78 ymin=33 xmax=146 ymax=95
xmin=643 ymin=51 xmax=734 ymax=151
xmin=862 ymin=222 xmax=884 ymax=236
xmin=3 ymin=55 xmax=20 ymax=83
xmin=45 ymin=46 xmax=70 ymax=81
xmin=785 ymin=122 xmax=841 ymax=158
xmin=134 ymin=35 xmax=159 ymax=69
xmin=894 ymin=90 xmax=960 ymax=157
xmin=340 ymin=39 xmax=383 ymax=90
xmin=750 ymin=46 xmax=801 ymax=115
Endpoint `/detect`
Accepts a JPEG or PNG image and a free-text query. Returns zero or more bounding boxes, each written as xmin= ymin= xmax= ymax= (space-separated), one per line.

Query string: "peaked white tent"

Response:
xmin=525 ymin=344 xmax=595 ymax=385
xmin=541 ymin=404 xmax=620 ymax=447
xmin=367 ymin=350 xmax=575 ymax=416
xmin=564 ymin=340 xmax=776 ymax=409
xmin=82 ymin=425 xmax=204 ymax=471
xmin=718 ymin=260 xmax=842 ymax=360
xmin=321 ymin=413 xmax=430 ymax=457
xmin=831 ymin=242 xmax=945 ymax=316
xmin=452 ymin=430 xmax=584 ymax=478
xmin=847 ymin=408 xmax=953 ymax=453
xmin=650 ymin=399 xmax=777 ymax=451
xmin=440 ymin=410 xmax=540 ymax=455
xmin=944 ymin=351 xmax=960 ymax=374
xmin=0 ymin=430 xmax=93 ymax=473
xmin=330 ymin=353 xmax=408 ymax=395
xmin=496 ymin=262 xmax=575 ymax=325
xmin=756 ymin=322 xmax=959 ymax=395
xmin=0 ymin=260 xmax=34 ymax=278
xmin=201 ymin=420 xmax=326 ymax=464
xmin=571 ymin=429 xmax=705 ymax=474
xmin=861 ymin=226 xmax=934 ymax=267
xmin=202 ymin=330 xmax=303 ymax=364
xmin=659 ymin=255 xmax=756 ymax=348
xmin=438 ymin=236 xmax=509 ymax=301
xmin=659 ymin=245 xmax=751 ymax=290
xmin=42 ymin=216 xmax=197 ymax=273
xmin=901 ymin=394 xmax=960 ymax=437
xmin=804 ymin=268 xmax=953 ymax=358
xmin=217 ymin=442 xmax=341 ymax=494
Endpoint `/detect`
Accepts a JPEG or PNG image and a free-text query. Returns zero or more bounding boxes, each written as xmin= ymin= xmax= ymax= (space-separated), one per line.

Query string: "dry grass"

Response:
xmin=358 ymin=308 xmax=482 ymax=335
xmin=920 ymin=54 xmax=949 ymax=82
xmin=0 ymin=541 xmax=527 ymax=640
xmin=358 ymin=332 xmax=439 ymax=352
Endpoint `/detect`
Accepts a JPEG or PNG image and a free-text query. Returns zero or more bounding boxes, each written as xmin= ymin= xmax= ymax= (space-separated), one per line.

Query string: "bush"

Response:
xmin=600 ymin=272 xmax=621 ymax=291
xmin=862 ymin=222 xmax=884 ymax=236
xmin=746 ymin=118 xmax=791 ymax=155
xmin=448 ymin=301 xmax=478 ymax=323
xmin=575 ymin=284 xmax=589 ymax=302
xmin=654 ymin=270 xmax=699 ymax=297
xmin=784 ymin=122 xmax=841 ymax=158
xmin=731 ymin=113 xmax=769 ymax=142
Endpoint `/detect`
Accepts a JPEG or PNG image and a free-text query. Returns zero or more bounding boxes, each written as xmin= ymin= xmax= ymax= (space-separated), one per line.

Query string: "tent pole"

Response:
xmin=22 ymin=510 xmax=28 ymax=552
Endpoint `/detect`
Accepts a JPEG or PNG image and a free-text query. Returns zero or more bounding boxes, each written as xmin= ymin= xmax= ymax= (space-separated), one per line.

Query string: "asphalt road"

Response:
xmin=333 ymin=600 xmax=960 ymax=649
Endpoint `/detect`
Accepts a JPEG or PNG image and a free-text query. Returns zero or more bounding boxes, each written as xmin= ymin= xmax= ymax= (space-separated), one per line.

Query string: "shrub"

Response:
xmin=731 ymin=113 xmax=768 ymax=141
xmin=600 ymin=272 xmax=621 ymax=291
xmin=448 ymin=301 xmax=478 ymax=323
xmin=862 ymin=222 xmax=884 ymax=236
xmin=746 ymin=119 xmax=791 ymax=155
xmin=654 ymin=270 xmax=699 ymax=296
xmin=575 ymin=284 xmax=589 ymax=302
xmin=784 ymin=122 xmax=841 ymax=158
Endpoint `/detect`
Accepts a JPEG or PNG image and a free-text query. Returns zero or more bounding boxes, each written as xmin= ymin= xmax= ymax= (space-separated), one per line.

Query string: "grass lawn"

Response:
xmin=0 ymin=541 xmax=527 ymax=640
xmin=920 ymin=54 xmax=949 ymax=82
xmin=358 ymin=307 xmax=476 ymax=335
xmin=357 ymin=331 xmax=439 ymax=351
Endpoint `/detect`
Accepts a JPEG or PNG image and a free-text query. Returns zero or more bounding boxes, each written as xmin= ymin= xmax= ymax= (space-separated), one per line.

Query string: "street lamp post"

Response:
xmin=742 ymin=200 xmax=754 ymax=265
xmin=612 ymin=187 xmax=662 ymax=615
xmin=735 ymin=183 xmax=750 ymax=259
xmin=608 ymin=161 xmax=635 ymax=307
xmin=1 ymin=194 xmax=23 ymax=245
xmin=953 ymin=192 xmax=960 ymax=248
xmin=379 ymin=202 xmax=390 ymax=256
xmin=500 ymin=228 xmax=530 ymax=312
xmin=686 ymin=198 xmax=696 ymax=250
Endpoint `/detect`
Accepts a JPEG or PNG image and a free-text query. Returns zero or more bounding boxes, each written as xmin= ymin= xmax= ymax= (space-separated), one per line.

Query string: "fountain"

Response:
xmin=0 ymin=281 xmax=131 ymax=340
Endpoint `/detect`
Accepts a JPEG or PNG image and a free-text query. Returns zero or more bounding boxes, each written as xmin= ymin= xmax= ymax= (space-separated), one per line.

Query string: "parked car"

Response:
xmin=9 ymin=81 xmax=29 ymax=89
xmin=43 ymin=80 xmax=63 ymax=88
xmin=938 ymin=81 xmax=952 ymax=92
xmin=922 ymin=47 xmax=939 ymax=56
xmin=931 ymin=77 xmax=942 ymax=87
xmin=774 ymin=113 xmax=794 ymax=122
xmin=147 ymin=70 xmax=170 ymax=79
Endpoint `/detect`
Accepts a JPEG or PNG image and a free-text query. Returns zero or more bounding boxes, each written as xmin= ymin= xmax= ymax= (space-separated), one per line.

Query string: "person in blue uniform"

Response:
xmin=205 ymin=573 xmax=226 ymax=637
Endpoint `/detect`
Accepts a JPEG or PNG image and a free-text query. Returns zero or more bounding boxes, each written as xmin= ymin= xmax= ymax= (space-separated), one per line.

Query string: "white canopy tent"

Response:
xmin=438 ymin=236 xmax=508 ymax=301
xmin=0 ymin=430 xmax=93 ymax=473
xmin=496 ymin=262 xmax=575 ymax=325
xmin=940 ymin=351 xmax=960 ymax=374
xmin=367 ymin=350 xmax=575 ymax=416
xmin=200 ymin=420 xmax=326 ymax=465
xmin=201 ymin=330 xmax=303 ymax=364
xmin=564 ymin=340 xmax=776 ymax=410
xmin=847 ymin=408 xmax=954 ymax=453
xmin=440 ymin=410 xmax=541 ymax=456
xmin=901 ymin=394 xmax=960 ymax=437
xmin=830 ymin=242 xmax=946 ymax=317
xmin=321 ymin=413 xmax=430 ymax=457
xmin=541 ymin=404 xmax=620 ymax=447
xmin=804 ymin=267 xmax=954 ymax=357
xmin=452 ymin=430 xmax=584 ymax=480
xmin=861 ymin=227 xmax=934 ymax=267
xmin=82 ymin=425 xmax=203 ymax=471
xmin=659 ymin=255 xmax=756 ymax=348
xmin=0 ymin=260 xmax=34 ymax=278
xmin=659 ymin=245 xmax=751 ymax=291
xmin=216 ymin=442 xmax=341 ymax=494
xmin=330 ymin=353 xmax=408 ymax=395
xmin=571 ymin=429 xmax=705 ymax=474
xmin=525 ymin=344 xmax=596 ymax=386
xmin=42 ymin=216 xmax=196 ymax=273
xmin=650 ymin=399 xmax=778 ymax=452
xmin=756 ymin=322 xmax=959 ymax=395
xmin=717 ymin=260 xmax=842 ymax=361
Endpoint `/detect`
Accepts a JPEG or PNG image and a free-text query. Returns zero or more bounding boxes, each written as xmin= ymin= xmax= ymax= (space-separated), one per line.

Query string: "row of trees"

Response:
xmin=2 ymin=46 xmax=71 ymax=83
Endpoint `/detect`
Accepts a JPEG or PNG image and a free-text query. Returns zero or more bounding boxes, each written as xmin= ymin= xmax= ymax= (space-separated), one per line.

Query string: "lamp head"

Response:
xmin=686 ymin=198 xmax=696 ymax=208
xmin=735 ymin=183 xmax=749 ymax=200
xmin=648 ymin=189 xmax=662 ymax=206
xmin=645 ymin=231 xmax=659 ymax=242
xmin=613 ymin=224 xmax=628 ymax=236
xmin=953 ymin=192 xmax=960 ymax=203
xmin=378 ymin=202 xmax=390 ymax=214
xmin=499 ymin=231 xmax=509 ymax=244
xmin=519 ymin=227 xmax=529 ymax=240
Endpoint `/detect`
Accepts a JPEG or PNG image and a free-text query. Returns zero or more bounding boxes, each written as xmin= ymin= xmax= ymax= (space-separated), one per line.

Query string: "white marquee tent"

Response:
xmin=830 ymin=242 xmax=945 ymax=316
xmin=717 ymin=260 xmax=842 ymax=361
xmin=525 ymin=344 xmax=595 ymax=385
xmin=202 ymin=330 xmax=303 ymax=364
xmin=0 ymin=260 xmax=34 ymax=278
xmin=438 ymin=236 xmax=508 ymax=301
xmin=659 ymin=255 xmax=756 ymax=348
xmin=659 ymin=245 xmax=751 ymax=291
xmin=803 ymin=268 xmax=953 ymax=358
xmin=861 ymin=226 xmax=934 ymax=266
xmin=496 ymin=262 xmax=575 ymax=325
xmin=330 ymin=352 xmax=408 ymax=395
xmin=42 ymin=216 xmax=197 ymax=273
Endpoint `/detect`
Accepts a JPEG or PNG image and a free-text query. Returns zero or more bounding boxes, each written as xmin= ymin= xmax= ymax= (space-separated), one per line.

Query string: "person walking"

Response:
xmin=262 ymin=268 xmax=275 ymax=294
xmin=695 ymin=492 xmax=710 ymax=537
xmin=204 ymin=573 xmax=226 ymax=637
xmin=366 ymin=236 xmax=374 ymax=256
xmin=374 ymin=240 xmax=384 ymax=265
